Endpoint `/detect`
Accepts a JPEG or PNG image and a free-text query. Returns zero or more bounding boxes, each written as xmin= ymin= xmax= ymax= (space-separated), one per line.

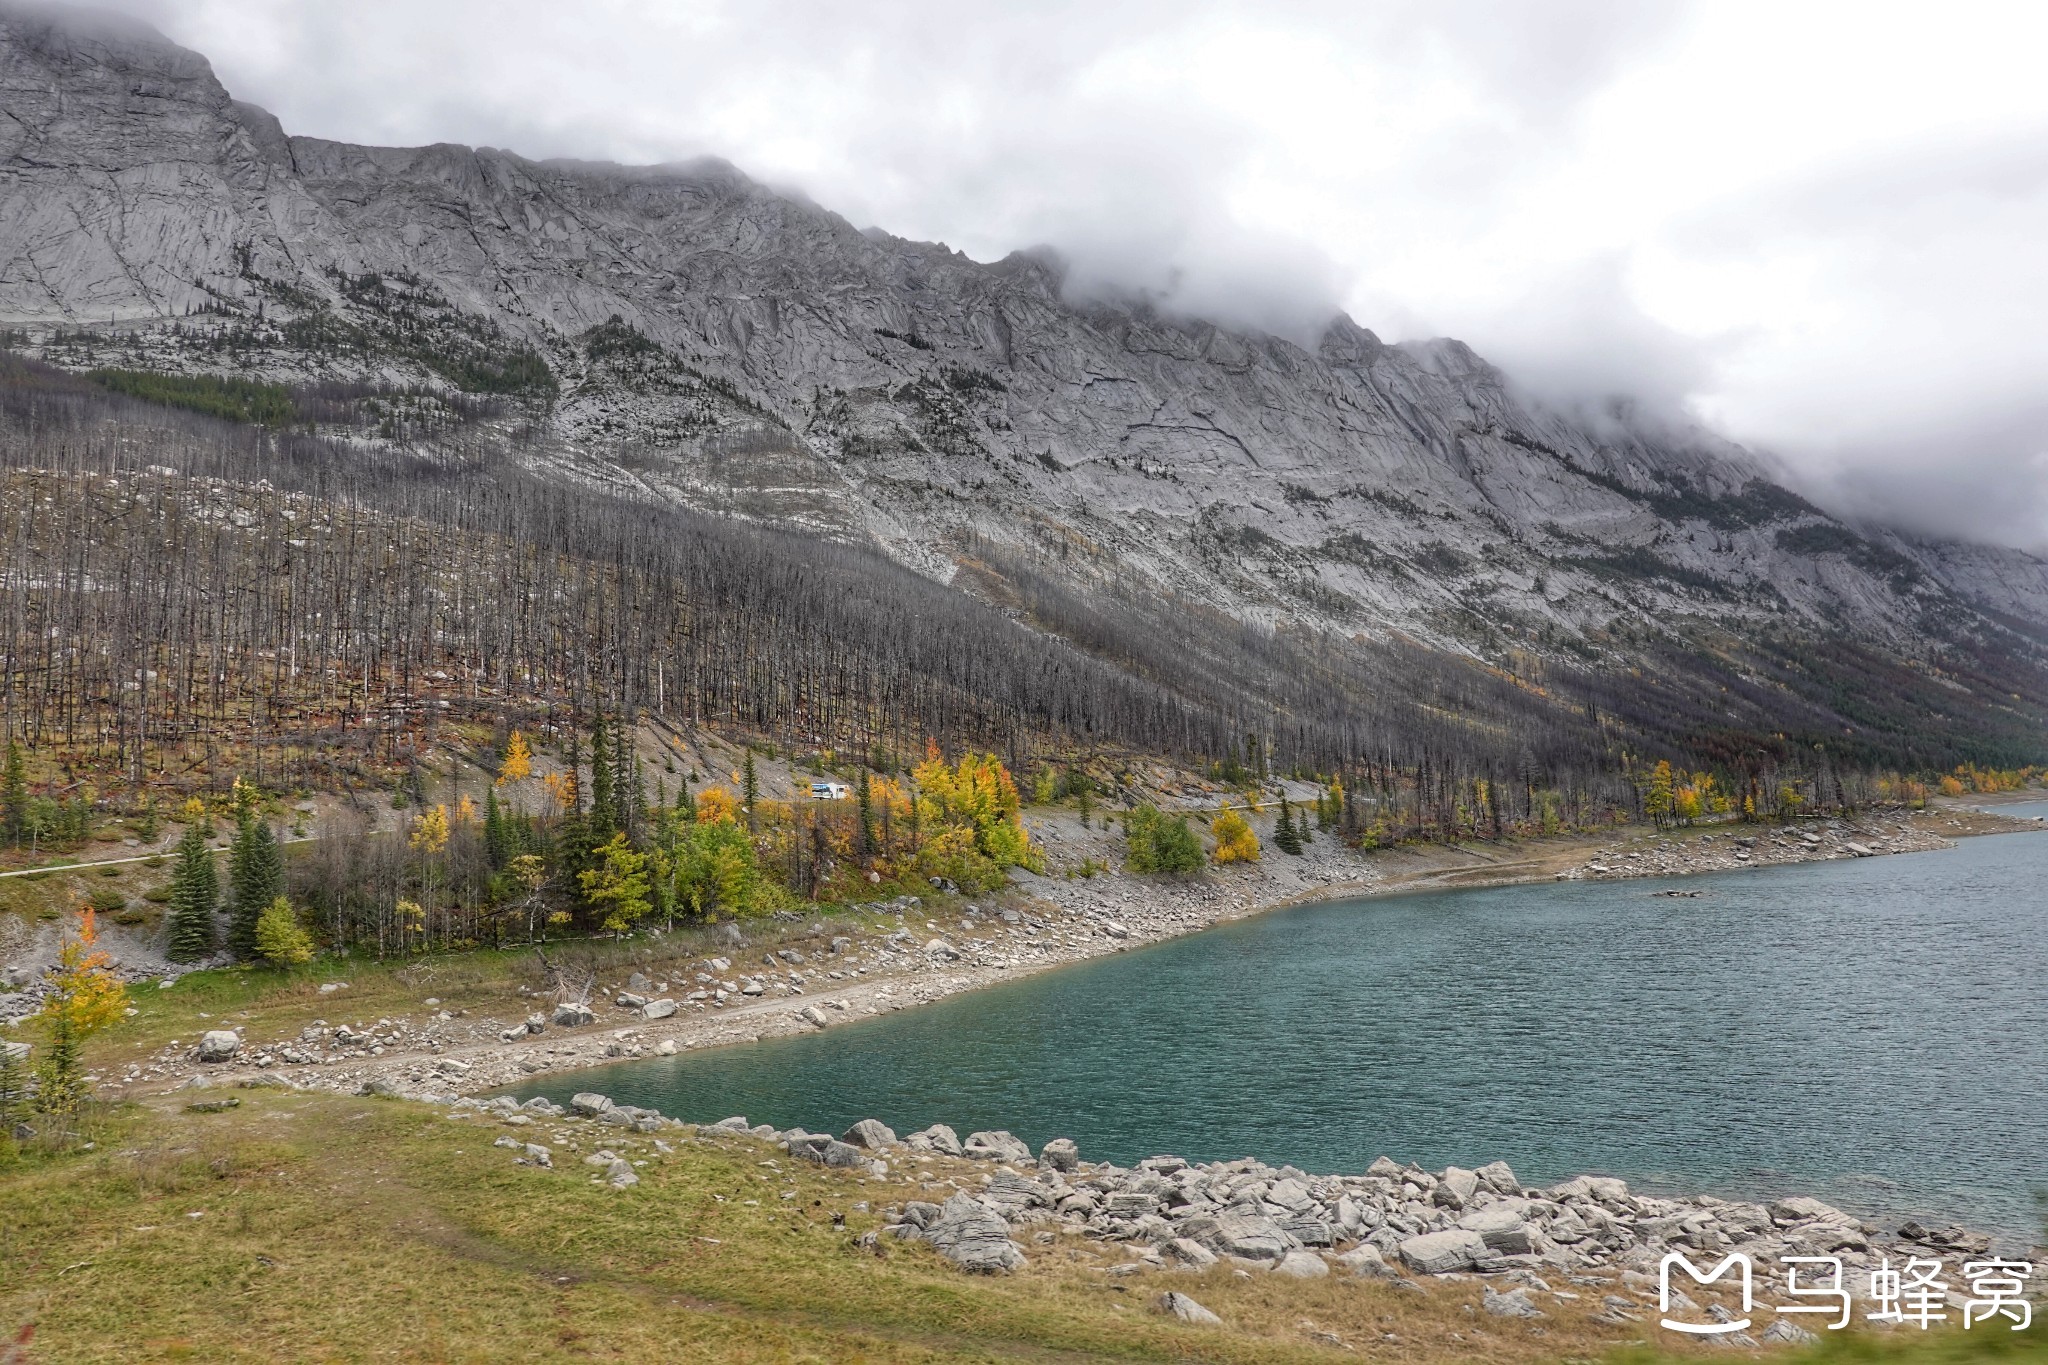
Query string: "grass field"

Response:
xmin=3 ymin=1089 xmax=2042 ymax=1364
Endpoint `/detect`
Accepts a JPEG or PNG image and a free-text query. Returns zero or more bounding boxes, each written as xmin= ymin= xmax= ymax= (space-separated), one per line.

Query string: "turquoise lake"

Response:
xmin=511 ymin=823 xmax=2048 ymax=1244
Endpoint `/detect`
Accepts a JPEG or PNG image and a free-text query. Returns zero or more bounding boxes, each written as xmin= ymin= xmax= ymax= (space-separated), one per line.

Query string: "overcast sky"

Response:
xmin=78 ymin=0 xmax=2048 ymax=549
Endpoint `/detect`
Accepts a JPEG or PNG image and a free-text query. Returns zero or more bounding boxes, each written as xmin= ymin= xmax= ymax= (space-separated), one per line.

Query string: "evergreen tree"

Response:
xmin=2 ymin=740 xmax=26 ymax=845
xmin=1275 ymin=798 xmax=1304 ymax=855
xmin=227 ymin=816 xmax=285 ymax=960
xmin=483 ymin=786 xmax=511 ymax=867
xmin=165 ymin=825 xmax=218 ymax=962
xmin=677 ymin=770 xmax=696 ymax=822
xmin=742 ymin=752 xmax=759 ymax=832
xmin=856 ymin=769 xmax=876 ymax=855
xmin=589 ymin=712 xmax=616 ymax=838
xmin=628 ymin=756 xmax=648 ymax=842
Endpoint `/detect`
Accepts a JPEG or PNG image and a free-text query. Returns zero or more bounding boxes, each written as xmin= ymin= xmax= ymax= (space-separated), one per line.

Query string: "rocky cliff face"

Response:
xmin=4 ymin=2 xmax=2045 ymax=675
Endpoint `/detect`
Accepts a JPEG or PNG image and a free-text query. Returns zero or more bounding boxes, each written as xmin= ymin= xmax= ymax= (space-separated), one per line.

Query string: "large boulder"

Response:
xmin=552 ymin=1001 xmax=595 ymax=1027
xmin=922 ymin=1193 xmax=1025 ymax=1273
xmin=1475 ymin=1160 xmax=1522 ymax=1195
xmin=568 ymin=1092 xmax=614 ymax=1117
xmin=1334 ymin=1242 xmax=1398 ymax=1279
xmin=1272 ymin=1250 xmax=1330 ymax=1278
xmin=1458 ymin=1203 xmax=1538 ymax=1255
xmin=1206 ymin=1211 xmax=1292 ymax=1262
xmin=906 ymin=1123 xmax=964 ymax=1156
xmin=641 ymin=998 xmax=677 ymax=1020
xmin=1155 ymin=1291 xmax=1222 ymax=1325
xmin=842 ymin=1118 xmax=898 ymax=1149
xmin=1432 ymin=1166 xmax=1480 ymax=1209
xmin=193 ymin=1030 xmax=241 ymax=1063
xmin=1398 ymin=1228 xmax=1490 ymax=1275
xmin=796 ymin=1138 xmax=866 ymax=1169
xmin=962 ymin=1130 xmax=1032 ymax=1163
xmin=1482 ymin=1286 xmax=1544 ymax=1319
xmin=1038 ymin=1137 xmax=1080 ymax=1172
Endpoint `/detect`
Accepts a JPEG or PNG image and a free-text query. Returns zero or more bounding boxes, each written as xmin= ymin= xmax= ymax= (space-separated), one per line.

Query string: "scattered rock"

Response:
xmin=1155 ymin=1291 xmax=1222 ymax=1326
xmin=921 ymin=1193 xmax=1025 ymax=1273
xmin=1207 ymin=1211 xmax=1292 ymax=1263
xmin=1398 ymin=1229 xmax=1490 ymax=1275
xmin=842 ymin=1118 xmax=897 ymax=1149
xmin=906 ymin=1124 xmax=964 ymax=1156
xmin=962 ymin=1130 xmax=1032 ymax=1163
xmin=1272 ymin=1250 xmax=1330 ymax=1279
xmin=1433 ymin=1165 xmax=1479 ymax=1209
xmin=1038 ymin=1136 xmax=1080 ymax=1172
xmin=1761 ymin=1318 xmax=1819 ymax=1344
xmin=193 ymin=1029 xmax=241 ymax=1063
xmin=1482 ymin=1286 xmax=1545 ymax=1319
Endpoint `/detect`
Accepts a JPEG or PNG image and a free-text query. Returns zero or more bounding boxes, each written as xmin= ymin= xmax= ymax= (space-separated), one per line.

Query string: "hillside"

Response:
xmin=3 ymin=2 xmax=2048 ymax=786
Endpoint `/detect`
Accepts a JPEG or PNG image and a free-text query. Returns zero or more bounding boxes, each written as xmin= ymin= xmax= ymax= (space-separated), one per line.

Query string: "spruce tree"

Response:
xmin=677 ymin=770 xmax=696 ymax=822
xmin=2 ymin=740 xmax=25 ymax=845
xmin=483 ymin=786 xmax=510 ymax=866
xmin=742 ymin=752 xmax=759 ymax=831
xmin=228 ymin=817 xmax=284 ymax=960
xmin=1275 ymin=798 xmax=1304 ymax=855
xmin=165 ymin=825 xmax=218 ymax=962
xmin=856 ymin=769 xmax=876 ymax=855
xmin=589 ymin=712 xmax=616 ymax=838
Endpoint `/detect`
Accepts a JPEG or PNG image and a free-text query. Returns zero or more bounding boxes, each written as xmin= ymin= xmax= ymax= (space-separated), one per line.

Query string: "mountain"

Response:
xmin=4 ymin=2 xmax=2046 ymax=776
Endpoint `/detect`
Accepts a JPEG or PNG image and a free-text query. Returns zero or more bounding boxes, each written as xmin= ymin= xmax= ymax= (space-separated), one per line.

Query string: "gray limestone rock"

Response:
xmin=922 ymin=1193 xmax=1025 ymax=1273
xmin=1155 ymin=1291 xmax=1222 ymax=1326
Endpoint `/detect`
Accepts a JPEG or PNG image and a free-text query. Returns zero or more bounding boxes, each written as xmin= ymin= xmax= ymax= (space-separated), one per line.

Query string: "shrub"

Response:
xmin=1124 ymin=805 xmax=1204 ymax=874
xmin=254 ymin=896 xmax=315 ymax=967
xmin=1211 ymin=808 xmax=1260 ymax=864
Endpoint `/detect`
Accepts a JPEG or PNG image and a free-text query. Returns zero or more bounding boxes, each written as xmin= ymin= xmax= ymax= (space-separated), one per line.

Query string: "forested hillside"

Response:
xmin=2 ymin=4 xmax=2046 ymax=849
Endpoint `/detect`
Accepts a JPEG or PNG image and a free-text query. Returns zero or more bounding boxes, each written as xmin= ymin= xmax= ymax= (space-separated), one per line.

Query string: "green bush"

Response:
xmin=1124 ymin=805 xmax=1205 ymax=874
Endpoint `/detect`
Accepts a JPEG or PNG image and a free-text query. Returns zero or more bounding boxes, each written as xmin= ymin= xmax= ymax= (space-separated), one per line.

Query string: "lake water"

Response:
xmin=509 ymin=825 xmax=2048 ymax=1245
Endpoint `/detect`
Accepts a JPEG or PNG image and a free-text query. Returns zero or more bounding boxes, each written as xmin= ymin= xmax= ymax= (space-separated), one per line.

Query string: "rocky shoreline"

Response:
xmin=245 ymin=1079 xmax=2011 ymax=1348
xmin=86 ymin=805 xmax=2042 ymax=1106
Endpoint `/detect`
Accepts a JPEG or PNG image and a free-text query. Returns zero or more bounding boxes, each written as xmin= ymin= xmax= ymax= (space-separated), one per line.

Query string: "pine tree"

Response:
xmin=165 ymin=825 xmax=218 ymax=962
xmin=628 ymin=756 xmax=647 ymax=842
xmin=2 ymin=740 xmax=26 ymax=845
xmin=856 ymin=769 xmax=876 ymax=855
xmin=677 ymin=770 xmax=695 ymax=822
xmin=483 ymin=786 xmax=510 ymax=867
xmin=1275 ymin=798 xmax=1304 ymax=855
xmin=589 ymin=712 xmax=616 ymax=838
xmin=227 ymin=816 xmax=285 ymax=960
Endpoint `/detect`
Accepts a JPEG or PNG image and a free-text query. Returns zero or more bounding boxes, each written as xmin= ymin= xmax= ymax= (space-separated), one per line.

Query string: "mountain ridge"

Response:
xmin=4 ymin=1 xmax=2047 ymax=775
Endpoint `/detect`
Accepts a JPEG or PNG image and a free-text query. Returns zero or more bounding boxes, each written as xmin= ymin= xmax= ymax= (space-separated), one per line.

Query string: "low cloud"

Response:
xmin=63 ymin=0 xmax=2048 ymax=550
